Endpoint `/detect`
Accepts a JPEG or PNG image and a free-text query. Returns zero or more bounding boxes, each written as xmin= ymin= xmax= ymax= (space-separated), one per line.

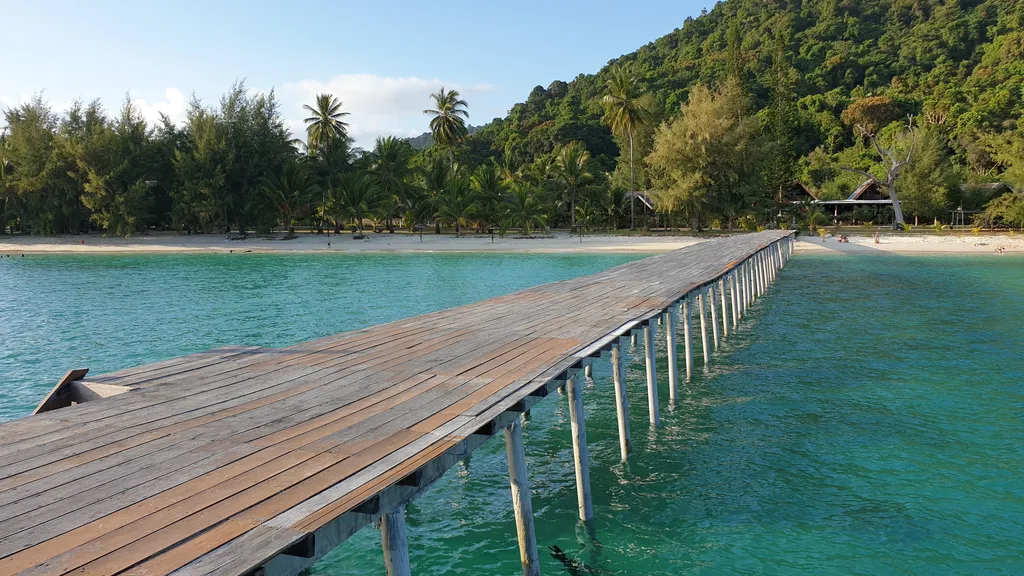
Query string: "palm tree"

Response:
xmin=303 ymin=94 xmax=350 ymax=152
xmin=262 ymin=162 xmax=316 ymax=238
xmin=423 ymin=155 xmax=449 ymax=234
xmin=434 ymin=173 xmax=475 ymax=237
xmin=503 ymin=182 xmax=549 ymax=237
xmin=549 ymin=141 xmax=596 ymax=227
xmin=601 ymin=66 xmax=654 ymax=229
xmin=369 ymin=136 xmax=415 ymax=232
xmin=599 ymin=186 xmax=627 ymax=230
xmin=471 ymin=163 xmax=507 ymax=232
xmin=332 ymin=172 xmax=383 ymax=238
xmin=423 ymin=87 xmax=469 ymax=172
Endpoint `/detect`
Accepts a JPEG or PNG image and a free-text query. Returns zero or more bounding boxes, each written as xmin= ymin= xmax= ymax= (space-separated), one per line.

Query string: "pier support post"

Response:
xmin=665 ymin=308 xmax=679 ymax=401
xmin=566 ymin=375 xmax=593 ymax=521
xmin=719 ymin=278 xmax=729 ymax=338
xmin=730 ymin=272 xmax=739 ymax=328
xmin=753 ymin=258 xmax=759 ymax=299
xmin=381 ymin=505 xmax=412 ymax=576
xmin=611 ymin=341 xmax=631 ymax=460
xmin=708 ymin=285 xmax=720 ymax=350
xmin=757 ymin=252 xmax=765 ymax=295
xmin=740 ymin=264 xmax=749 ymax=314
xmin=643 ymin=323 xmax=659 ymax=426
xmin=762 ymin=251 xmax=769 ymax=290
xmin=584 ymin=364 xmax=592 ymax=378
xmin=505 ymin=419 xmax=540 ymax=576
xmin=697 ymin=289 xmax=709 ymax=367
xmin=682 ymin=298 xmax=693 ymax=380
xmin=631 ymin=332 xmax=638 ymax=347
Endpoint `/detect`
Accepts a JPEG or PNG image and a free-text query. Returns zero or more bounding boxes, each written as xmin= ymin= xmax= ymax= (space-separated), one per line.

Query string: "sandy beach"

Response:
xmin=795 ymin=233 xmax=1024 ymax=254
xmin=0 ymin=231 xmax=706 ymax=255
xmin=3 ymin=231 xmax=1023 ymax=255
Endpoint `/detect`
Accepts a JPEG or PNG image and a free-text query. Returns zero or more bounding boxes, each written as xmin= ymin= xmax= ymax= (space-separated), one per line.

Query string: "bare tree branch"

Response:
xmin=840 ymin=167 xmax=878 ymax=183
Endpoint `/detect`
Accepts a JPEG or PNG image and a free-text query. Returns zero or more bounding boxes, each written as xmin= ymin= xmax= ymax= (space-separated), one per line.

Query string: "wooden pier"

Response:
xmin=0 ymin=231 xmax=794 ymax=576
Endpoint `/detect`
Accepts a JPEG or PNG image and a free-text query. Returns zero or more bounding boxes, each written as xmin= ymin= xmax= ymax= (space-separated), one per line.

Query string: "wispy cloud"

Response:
xmin=282 ymin=74 xmax=494 ymax=148
xmin=132 ymin=88 xmax=188 ymax=127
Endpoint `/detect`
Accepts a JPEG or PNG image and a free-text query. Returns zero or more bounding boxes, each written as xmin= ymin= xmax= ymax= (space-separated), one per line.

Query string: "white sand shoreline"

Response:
xmin=0 ymin=232 xmax=705 ymax=255
xmin=794 ymin=233 xmax=1024 ymax=255
xmin=1 ymin=231 xmax=1022 ymax=256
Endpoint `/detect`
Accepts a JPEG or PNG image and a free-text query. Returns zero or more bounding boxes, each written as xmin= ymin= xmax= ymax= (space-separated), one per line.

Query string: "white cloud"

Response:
xmin=133 ymin=88 xmax=188 ymax=127
xmin=282 ymin=74 xmax=494 ymax=149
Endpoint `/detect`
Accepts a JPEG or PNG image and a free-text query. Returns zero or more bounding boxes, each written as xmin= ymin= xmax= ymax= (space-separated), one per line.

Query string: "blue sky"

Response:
xmin=1 ymin=0 xmax=707 ymax=147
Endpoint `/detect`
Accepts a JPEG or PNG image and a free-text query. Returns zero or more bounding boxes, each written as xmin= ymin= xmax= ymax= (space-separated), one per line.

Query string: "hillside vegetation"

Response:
xmin=3 ymin=0 xmax=1023 ymax=236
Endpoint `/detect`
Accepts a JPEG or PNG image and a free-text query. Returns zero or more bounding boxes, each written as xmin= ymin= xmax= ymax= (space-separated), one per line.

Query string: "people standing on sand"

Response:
xmin=873 ymin=232 xmax=880 ymax=244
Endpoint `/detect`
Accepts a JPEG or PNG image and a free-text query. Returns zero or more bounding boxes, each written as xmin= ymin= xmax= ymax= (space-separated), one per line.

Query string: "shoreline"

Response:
xmin=0 ymin=232 xmax=705 ymax=255
xmin=2 ymin=231 xmax=1022 ymax=256
xmin=794 ymin=233 xmax=1024 ymax=255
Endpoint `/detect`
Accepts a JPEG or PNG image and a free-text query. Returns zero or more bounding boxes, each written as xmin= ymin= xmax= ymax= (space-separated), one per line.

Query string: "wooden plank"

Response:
xmin=31 ymin=370 xmax=89 ymax=415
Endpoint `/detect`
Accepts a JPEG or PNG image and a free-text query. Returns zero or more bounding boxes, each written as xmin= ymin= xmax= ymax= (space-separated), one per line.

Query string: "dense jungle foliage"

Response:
xmin=3 ymin=0 xmax=1023 ymax=236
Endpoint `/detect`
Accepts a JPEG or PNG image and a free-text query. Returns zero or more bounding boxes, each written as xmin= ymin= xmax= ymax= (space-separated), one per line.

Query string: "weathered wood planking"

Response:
xmin=0 ymin=231 xmax=792 ymax=576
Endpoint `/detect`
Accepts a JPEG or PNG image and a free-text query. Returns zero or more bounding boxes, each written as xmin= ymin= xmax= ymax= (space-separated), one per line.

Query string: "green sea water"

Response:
xmin=1 ymin=252 xmax=1023 ymax=574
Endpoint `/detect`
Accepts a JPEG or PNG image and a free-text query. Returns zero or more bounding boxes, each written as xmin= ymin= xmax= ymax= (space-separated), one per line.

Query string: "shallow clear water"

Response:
xmin=2 ymin=253 xmax=1023 ymax=574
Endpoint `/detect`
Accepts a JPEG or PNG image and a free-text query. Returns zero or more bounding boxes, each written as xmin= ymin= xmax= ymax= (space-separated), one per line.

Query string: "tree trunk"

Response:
xmin=888 ymin=179 xmax=906 ymax=228
xmin=629 ymin=131 xmax=635 ymax=230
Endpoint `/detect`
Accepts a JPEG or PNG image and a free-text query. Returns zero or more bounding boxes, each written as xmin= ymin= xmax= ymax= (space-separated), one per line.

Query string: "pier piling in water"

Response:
xmin=709 ymin=285 xmax=720 ymax=350
xmin=504 ymin=419 xmax=540 ymax=576
xmin=698 ymin=290 xmax=710 ymax=367
xmin=682 ymin=298 xmax=694 ymax=381
xmin=643 ymin=323 xmax=660 ymax=425
xmin=665 ymin=308 xmax=679 ymax=401
xmin=381 ymin=505 xmax=411 ymax=576
xmin=719 ymin=277 xmax=729 ymax=338
xmin=611 ymin=341 xmax=631 ymax=460
xmin=566 ymin=375 xmax=593 ymax=521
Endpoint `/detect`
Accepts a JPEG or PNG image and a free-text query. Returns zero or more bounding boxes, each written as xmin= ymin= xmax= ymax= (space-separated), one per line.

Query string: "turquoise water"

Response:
xmin=2 ymin=253 xmax=1023 ymax=573
xmin=0 ymin=252 xmax=641 ymax=421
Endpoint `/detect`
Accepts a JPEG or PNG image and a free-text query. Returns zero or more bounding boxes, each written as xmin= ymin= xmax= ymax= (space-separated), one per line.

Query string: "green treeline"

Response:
xmin=3 ymin=0 xmax=1024 ymax=236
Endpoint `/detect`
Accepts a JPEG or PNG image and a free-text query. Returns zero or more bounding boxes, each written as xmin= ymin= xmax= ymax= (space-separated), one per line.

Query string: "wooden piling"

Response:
xmin=730 ymin=272 xmax=739 ymax=328
xmin=566 ymin=375 xmax=593 ymax=521
xmin=682 ymin=298 xmax=693 ymax=380
xmin=718 ymin=278 xmax=729 ymax=338
xmin=708 ymin=285 xmax=720 ymax=350
xmin=697 ymin=290 xmax=709 ymax=367
xmin=611 ymin=341 xmax=631 ymax=460
xmin=643 ymin=323 xmax=659 ymax=426
xmin=665 ymin=308 xmax=679 ymax=401
xmin=584 ymin=364 xmax=593 ymax=378
xmin=381 ymin=505 xmax=411 ymax=576
xmin=504 ymin=419 xmax=540 ymax=576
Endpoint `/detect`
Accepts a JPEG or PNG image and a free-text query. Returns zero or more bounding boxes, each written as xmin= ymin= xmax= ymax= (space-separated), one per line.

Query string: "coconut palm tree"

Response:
xmin=549 ymin=141 xmax=596 ymax=227
xmin=332 ymin=172 xmax=383 ymax=238
xmin=423 ymin=87 xmax=469 ymax=172
xmin=503 ymin=182 xmax=548 ymax=237
xmin=369 ymin=136 xmax=416 ymax=232
xmin=601 ymin=66 xmax=654 ymax=229
xmin=262 ymin=162 xmax=316 ymax=238
xmin=303 ymin=94 xmax=350 ymax=152
xmin=423 ymin=155 xmax=449 ymax=234
xmin=434 ymin=173 xmax=475 ymax=237
xmin=471 ymin=162 xmax=507 ymax=232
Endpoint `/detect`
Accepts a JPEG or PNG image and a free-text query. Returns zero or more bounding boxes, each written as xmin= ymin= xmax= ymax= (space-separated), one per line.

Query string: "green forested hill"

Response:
xmin=461 ymin=0 xmax=1024 ymax=200
xmin=3 ymin=0 xmax=1023 ymax=236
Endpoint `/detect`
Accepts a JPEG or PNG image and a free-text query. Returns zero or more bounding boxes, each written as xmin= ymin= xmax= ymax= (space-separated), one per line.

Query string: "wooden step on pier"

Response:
xmin=0 ymin=231 xmax=794 ymax=576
